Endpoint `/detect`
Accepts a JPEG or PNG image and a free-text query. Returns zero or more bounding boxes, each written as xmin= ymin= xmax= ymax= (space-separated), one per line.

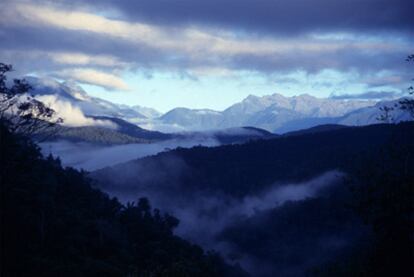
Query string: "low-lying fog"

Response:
xmin=104 ymin=169 xmax=344 ymax=241
xmin=39 ymin=135 xmax=366 ymax=276
xmin=96 ymin=166 xmax=364 ymax=276
xmin=39 ymin=138 xmax=220 ymax=170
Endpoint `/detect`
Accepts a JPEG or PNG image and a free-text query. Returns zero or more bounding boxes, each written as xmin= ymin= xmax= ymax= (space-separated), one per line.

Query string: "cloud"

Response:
xmin=10 ymin=3 xmax=406 ymax=59
xmin=40 ymin=137 xmax=220 ymax=171
xmin=330 ymin=90 xmax=404 ymax=100
xmin=55 ymin=68 xmax=130 ymax=91
xmin=0 ymin=0 xmax=412 ymax=93
xmin=11 ymin=4 xmax=156 ymax=43
xmin=2 ymin=4 xmax=411 ymax=69
xmin=56 ymin=0 xmax=414 ymax=35
xmin=363 ymin=75 xmax=405 ymax=87
xmin=34 ymin=94 xmax=116 ymax=127
xmin=49 ymin=52 xmax=127 ymax=67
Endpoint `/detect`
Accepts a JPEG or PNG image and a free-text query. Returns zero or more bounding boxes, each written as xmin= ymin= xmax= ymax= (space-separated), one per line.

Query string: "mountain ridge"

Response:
xmin=23 ymin=76 xmax=412 ymax=134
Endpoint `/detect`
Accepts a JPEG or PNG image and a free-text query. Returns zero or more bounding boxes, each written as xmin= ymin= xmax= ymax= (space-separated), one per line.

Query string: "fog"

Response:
xmin=96 ymin=165 xmax=349 ymax=276
xmin=34 ymin=94 xmax=116 ymax=128
xmin=148 ymin=170 xmax=344 ymax=242
xmin=39 ymin=137 xmax=219 ymax=170
xmin=39 ymin=134 xmax=360 ymax=276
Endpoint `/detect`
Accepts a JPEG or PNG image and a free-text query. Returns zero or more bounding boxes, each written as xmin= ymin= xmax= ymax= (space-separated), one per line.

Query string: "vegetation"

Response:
xmin=1 ymin=62 xmax=413 ymax=276
xmin=44 ymin=125 xmax=153 ymax=145
xmin=0 ymin=122 xmax=247 ymax=276
xmin=94 ymin=123 xmax=413 ymax=197
xmin=0 ymin=63 xmax=62 ymax=138
xmin=399 ymin=54 xmax=414 ymax=117
xmin=94 ymin=122 xmax=414 ymax=276
xmin=313 ymin=122 xmax=414 ymax=276
xmin=378 ymin=54 xmax=414 ymax=122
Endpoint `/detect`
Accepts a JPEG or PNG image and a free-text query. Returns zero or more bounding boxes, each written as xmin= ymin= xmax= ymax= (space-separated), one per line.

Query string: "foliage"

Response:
xmin=93 ymin=122 xmax=414 ymax=276
xmin=377 ymin=105 xmax=396 ymax=123
xmin=312 ymin=124 xmax=414 ymax=276
xmin=398 ymin=54 xmax=414 ymax=118
xmin=0 ymin=122 xmax=246 ymax=276
xmin=94 ymin=123 xmax=413 ymax=198
xmin=0 ymin=63 xmax=62 ymax=138
xmin=378 ymin=54 xmax=414 ymax=122
xmin=44 ymin=125 xmax=153 ymax=145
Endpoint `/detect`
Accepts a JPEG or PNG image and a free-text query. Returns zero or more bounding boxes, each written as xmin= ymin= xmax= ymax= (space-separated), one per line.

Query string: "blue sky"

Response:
xmin=83 ymin=69 xmax=406 ymax=112
xmin=0 ymin=0 xmax=412 ymax=112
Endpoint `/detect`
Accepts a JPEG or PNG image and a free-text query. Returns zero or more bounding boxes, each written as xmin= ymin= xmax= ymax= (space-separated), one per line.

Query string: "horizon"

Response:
xmin=1 ymin=1 xmax=413 ymax=275
xmin=21 ymin=75 xmax=391 ymax=114
xmin=1 ymin=0 xmax=413 ymax=112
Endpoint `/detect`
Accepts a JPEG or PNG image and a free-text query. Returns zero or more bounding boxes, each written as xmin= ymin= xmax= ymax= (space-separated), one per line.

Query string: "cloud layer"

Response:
xmin=0 ymin=0 xmax=412 ymax=96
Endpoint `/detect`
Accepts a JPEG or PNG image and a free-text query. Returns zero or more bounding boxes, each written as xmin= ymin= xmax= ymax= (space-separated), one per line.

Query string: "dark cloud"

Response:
xmin=226 ymin=47 xmax=410 ymax=74
xmin=0 ymin=25 xmax=164 ymax=74
xmin=83 ymin=0 xmax=414 ymax=35
xmin=330 ymin=90 xmax=404 ymax=100
xmin=1 ymin=23 xmax=411 ymax=82
xmin=0 ymin=0 xmax=412 ymax=92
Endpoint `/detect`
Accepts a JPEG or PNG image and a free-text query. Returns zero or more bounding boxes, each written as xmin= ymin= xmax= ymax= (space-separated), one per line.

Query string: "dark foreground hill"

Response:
xmin=92 ymin=122 xmax=414 ymax=276
xmin=93 ymin=122 xmax=414 ymax=197
xmin=0 ymin=121 xmax=247 ymax=277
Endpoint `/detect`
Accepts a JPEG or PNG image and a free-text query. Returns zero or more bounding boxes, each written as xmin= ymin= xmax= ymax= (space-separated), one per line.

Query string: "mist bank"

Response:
xmin=39 ymin=125 xmax=275 ymax=170
xmin=95 ymin=168 xmax=368 ymax=276
xmin=91 ymin=123 xmax=413 ymax=276
xmin=39 ymin=137 xmax=220 ymax=171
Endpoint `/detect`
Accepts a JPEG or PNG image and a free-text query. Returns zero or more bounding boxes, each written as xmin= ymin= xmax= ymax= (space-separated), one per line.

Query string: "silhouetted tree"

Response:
xmin=378 ymin=55 xmax=414 ymax=122
xmin=377 ymin=105 xmax=395 ymax=123
xmin=0 ymin=121 xmax=247 ymax=276
xmin=399 ymin=54 xmax=414 ymax=118
xmin=313 ymin=123 xmax=414 ymax=277
xmin=0 ymin=63 xmax=62 ymax=138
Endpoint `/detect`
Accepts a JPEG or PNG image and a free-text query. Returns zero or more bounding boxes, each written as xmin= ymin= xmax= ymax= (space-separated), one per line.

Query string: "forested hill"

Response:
xmin=93 ymin=122 xmax=414 ymax=198
xmin=0 ymin=122 xmax=247 ymax=277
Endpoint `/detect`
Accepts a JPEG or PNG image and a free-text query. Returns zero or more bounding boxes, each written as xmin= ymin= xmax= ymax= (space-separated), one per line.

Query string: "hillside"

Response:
xmin=91 ymin=122 xmax=414 ymax=276
xmin=93 ymin=122 xmax=413 ymax=197
xmin=0 ymin=121 xmax=247 ymax=276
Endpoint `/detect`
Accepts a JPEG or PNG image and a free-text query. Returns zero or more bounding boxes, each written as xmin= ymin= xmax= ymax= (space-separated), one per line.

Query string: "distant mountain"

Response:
xmin=42 ymin=116 xmax=172 ymax=145
xmin=160 ymin=108 xmax=223 ymax=130
xmin=225 ymin=93 xmax=371 ymax=120
xmin=46 ymin=125 xmax=153 ymax=145
xmin=158 ymin=93 xmax=376 ymax=132
xmin=131 ymin=105 xmax=161 ymax=119
xmin=338 ymin=98 xmax=412 ymax=126
xmin=25 ymin=77 xmax=160 ymax=124
xmin=159 ymin=94 xmax=414 ymax=133
xmin=176 ymin=126 xmax=276 ymax=145
xmin=91 ymin=116 xmax=171 ymax=141
xmin=23 ymin=77 xmax=413 ymax=134
xmin=41 ymin=114 xmax=273 ymax=146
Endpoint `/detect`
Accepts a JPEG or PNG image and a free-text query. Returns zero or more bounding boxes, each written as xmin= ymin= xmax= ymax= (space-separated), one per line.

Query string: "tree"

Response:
xmin=1 ymin=122 xmax=247 ymax=276
xmin=377 ymin=55 xmax=414 ymax=123
xmin=377 ymin=105 xmax=395 ymax=123
xmin=399 ymin=54 xmax=414 ymax=118
xmin=0 ymin=63 xmax=62 ymax=138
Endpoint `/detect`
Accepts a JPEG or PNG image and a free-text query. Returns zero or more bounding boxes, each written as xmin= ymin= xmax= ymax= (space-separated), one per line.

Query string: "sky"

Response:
xmin=0 ymin=0 xmax=413 ymax=112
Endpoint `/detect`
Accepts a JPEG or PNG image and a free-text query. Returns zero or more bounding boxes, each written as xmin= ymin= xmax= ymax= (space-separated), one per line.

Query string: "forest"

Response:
xmin=0 ymin=122 xmax=248 ymax=276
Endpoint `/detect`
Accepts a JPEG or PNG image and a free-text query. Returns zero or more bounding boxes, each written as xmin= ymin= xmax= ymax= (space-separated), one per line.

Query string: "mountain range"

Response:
xmin=25 ymin=77 xmax=412 ymax=136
